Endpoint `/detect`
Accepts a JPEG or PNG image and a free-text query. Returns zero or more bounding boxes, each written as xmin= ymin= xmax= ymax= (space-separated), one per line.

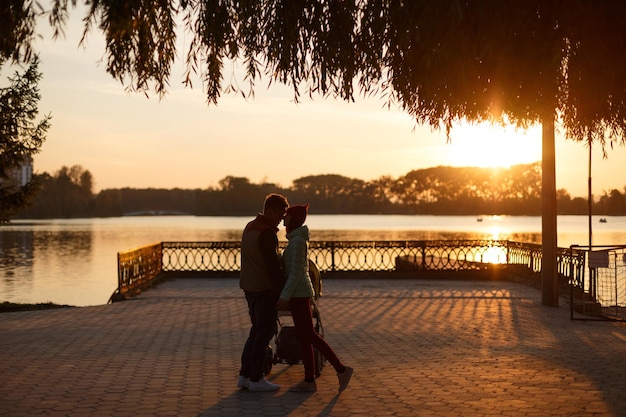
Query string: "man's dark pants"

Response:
xmin=240 ymin=290 xmax=278 ymax=381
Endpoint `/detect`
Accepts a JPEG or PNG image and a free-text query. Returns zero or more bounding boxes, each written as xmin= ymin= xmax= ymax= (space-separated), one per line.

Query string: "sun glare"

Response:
xmin=446 ymin=121 xmax=542 ymax=168
xmin=482 ymin=246 xmax=508 ymax=264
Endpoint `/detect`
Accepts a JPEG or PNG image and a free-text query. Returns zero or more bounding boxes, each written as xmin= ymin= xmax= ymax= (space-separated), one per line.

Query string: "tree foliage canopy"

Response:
xmin=4 ymin=1 xmax=626 ymax=148
xmin=0 ymin=57 xmax=50 ymax=222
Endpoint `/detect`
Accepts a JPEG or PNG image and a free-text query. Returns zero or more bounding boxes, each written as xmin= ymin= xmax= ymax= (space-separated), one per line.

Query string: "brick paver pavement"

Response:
xmin=1 ymin=278 xmax=625 ymax=417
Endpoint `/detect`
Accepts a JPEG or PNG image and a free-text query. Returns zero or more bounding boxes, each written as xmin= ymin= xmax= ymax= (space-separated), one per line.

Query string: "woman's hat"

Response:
xmin=286 ymin=203 xmax=310 ymax=229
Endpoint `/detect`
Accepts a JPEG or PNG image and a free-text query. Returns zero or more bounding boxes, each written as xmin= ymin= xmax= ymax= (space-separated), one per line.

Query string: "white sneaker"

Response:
xmin=248 ymin=377 xmax=280 ymax=392
xmin=237 ymin=375 xmax=249 ymax=388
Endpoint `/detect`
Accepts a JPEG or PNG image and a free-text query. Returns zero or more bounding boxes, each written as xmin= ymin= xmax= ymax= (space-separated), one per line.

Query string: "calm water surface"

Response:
xmin=2 ymin=215 xmax=625 ymax=306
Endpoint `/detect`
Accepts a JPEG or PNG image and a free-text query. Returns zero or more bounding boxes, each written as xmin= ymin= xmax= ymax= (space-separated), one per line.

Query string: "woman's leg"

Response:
xmin=289 ymin=297 xmax=316 ymax=381
xmin=290 ymin=297 xmax=344 ymax=380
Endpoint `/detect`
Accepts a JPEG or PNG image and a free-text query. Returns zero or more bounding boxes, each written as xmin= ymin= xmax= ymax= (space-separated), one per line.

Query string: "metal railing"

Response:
xmin=113 ymin=242 xmax=163 ymax=302
xmin=112 ymin=240 xmax=585 ymax=302
xmin=309 ymin=240 xmax=539 ymax=272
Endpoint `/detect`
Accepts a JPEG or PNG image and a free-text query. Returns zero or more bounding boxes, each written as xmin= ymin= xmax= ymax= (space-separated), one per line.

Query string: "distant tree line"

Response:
xmin=13 ymin=162 xmax=626 ymax=219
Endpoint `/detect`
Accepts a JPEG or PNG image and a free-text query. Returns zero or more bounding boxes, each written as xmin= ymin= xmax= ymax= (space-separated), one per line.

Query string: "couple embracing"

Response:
xmin=237 ymin=193 xmax=353 ymax=393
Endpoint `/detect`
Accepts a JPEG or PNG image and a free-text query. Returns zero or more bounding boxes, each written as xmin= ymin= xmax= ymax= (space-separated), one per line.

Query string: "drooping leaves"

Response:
xmin=3 ymin=0 xmax=626 ymax=145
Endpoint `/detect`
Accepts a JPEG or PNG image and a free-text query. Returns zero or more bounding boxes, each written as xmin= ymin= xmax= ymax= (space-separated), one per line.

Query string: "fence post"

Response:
xmin=116 ymin=252 xmax=122 ymax=294
xmin=505 ymin=241 xmax=510 ymax=265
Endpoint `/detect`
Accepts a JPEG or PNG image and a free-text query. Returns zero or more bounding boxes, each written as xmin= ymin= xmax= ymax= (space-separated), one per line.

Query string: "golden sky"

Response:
xmin=11 ymin=9 xmax=625 ymax=197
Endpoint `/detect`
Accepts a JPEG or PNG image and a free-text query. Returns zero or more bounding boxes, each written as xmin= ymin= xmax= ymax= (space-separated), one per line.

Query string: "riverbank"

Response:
xmin=0 ymin=302 xmax=75 ymax=313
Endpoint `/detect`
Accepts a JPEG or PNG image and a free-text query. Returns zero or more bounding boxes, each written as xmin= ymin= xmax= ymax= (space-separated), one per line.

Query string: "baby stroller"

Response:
xmin=264 ymin=259 xmax=326 ymax=377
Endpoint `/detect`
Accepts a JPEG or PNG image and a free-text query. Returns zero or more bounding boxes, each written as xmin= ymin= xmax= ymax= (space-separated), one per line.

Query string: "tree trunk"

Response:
xmin=541 ymin=118 xmax=559 ymax=306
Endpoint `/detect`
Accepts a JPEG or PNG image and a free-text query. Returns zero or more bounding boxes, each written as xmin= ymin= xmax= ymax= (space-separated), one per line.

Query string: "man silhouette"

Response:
xmin=237 ymin=193 xmax=289 ymax=391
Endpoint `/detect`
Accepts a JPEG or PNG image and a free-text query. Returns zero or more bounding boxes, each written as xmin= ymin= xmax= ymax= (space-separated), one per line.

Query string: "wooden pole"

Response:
xmin=542 ymin=118 xmax=559 ymax=306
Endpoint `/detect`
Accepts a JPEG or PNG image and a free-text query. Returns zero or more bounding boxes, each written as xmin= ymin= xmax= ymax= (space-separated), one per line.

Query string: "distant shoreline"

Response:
xmin=0 ymin=302 xmax=76 ymax=314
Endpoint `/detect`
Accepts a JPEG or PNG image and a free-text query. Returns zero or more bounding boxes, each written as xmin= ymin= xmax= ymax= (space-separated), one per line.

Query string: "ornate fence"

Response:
xmin=309 ymin=240 xmax=544 ymax=272
xmin=112 ymin=242 xmax=163 ymax=302
xmin=112 ymin=240 xmax=585 ymax=302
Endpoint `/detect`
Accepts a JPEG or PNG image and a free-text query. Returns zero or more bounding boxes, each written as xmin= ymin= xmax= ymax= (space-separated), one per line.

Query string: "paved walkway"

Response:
xmin=1 ymin=278 xmax=625 ymax=417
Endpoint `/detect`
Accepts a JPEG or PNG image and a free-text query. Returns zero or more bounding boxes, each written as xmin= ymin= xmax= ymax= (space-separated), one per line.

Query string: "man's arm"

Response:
xmin=259 ymin=229 xmax=284 ymax=291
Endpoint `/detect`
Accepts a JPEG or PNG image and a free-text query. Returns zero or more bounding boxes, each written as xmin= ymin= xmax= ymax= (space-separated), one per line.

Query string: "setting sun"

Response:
xmin=446 ymin=121 xmax=542 ymax=168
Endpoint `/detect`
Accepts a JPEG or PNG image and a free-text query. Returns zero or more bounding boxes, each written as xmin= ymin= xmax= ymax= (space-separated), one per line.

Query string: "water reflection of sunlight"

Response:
xmin=484 ymin=221 xmax=508 ymax=263
xmin=489 ymin=226 xmax=502 ymax=240
xmin=482 ymin=246 xmax=507 ymax=264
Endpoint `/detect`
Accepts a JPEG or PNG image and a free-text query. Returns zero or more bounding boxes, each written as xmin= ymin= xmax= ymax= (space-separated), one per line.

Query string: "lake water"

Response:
xmin=2 ymin=215 xmax=626 ymax=307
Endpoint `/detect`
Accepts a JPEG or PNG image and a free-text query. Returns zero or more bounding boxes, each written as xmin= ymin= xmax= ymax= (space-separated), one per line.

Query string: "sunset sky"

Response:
xmin=7 ymin=10 xmax=626 ymax=198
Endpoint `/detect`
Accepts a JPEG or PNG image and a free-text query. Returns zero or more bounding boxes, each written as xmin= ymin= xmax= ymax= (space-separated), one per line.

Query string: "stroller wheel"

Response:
xmin=314 ymin=348 xmax=325 ymax=377
xmin=263 ymin=345 xmax=273 ymax=376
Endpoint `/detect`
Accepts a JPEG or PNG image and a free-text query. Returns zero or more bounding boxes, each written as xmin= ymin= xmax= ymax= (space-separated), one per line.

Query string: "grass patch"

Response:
xmin=0 ymin=302 xmax=75 ymax=313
